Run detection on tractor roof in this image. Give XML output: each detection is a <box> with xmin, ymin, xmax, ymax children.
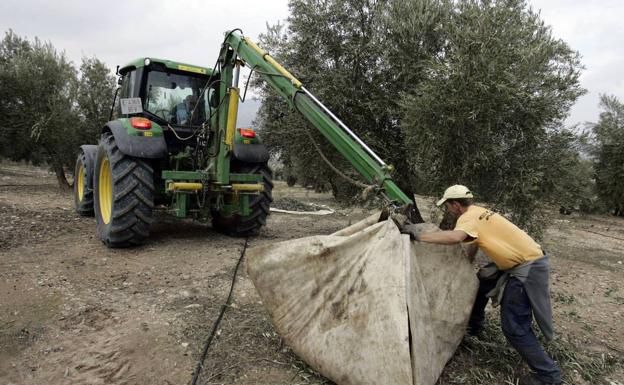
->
<box><xmin>119</xmin><ymin>57</ymin><xmax>213</xmax><ymax>76</ymax></box>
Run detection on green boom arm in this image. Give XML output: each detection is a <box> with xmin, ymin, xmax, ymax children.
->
<box><xmin>222</xmin><ymin>31</ymin><xmax>413</xmax><ymax>206</ymax></box>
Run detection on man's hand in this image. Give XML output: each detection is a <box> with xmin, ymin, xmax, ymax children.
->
<box><xmin>401</xmin><ymin>224</ymin><xmax>425</xmax><ymax>241</ymax></box>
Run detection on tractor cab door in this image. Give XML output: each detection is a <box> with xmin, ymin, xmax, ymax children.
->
<box><xmin>114</xmin><ymin>68</ymin><xmax>142</xmax><ymax>119</ymax></box>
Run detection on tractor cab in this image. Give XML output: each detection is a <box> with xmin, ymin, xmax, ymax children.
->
<box><xmin>116</xmin><ymin>58</ymin><xmax>216</xmax><ymax>152</ymax></box>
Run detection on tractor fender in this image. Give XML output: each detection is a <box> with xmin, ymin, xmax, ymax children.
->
<box><xmin>79</xmin><ymin>144</ymin><xmax>98</xmax><ymax>189</ymax></box>
<box><xmin>104</xmin><ymin>120</ymin><xmax>167</xmax><ymax>159</ymax></box>
<box><xmin>232</xmin><ymin>142</ymin><xmax>270</xmax><ymax>164</ymax></box>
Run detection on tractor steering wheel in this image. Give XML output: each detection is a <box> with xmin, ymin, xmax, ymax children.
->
<box><xmin>153</xmin><ymin>108</ymin><xmax>170</xmax><ymax>121</ymax></box>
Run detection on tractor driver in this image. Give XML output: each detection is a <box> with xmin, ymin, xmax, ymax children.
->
<box><xmin>404</xmin><ymin>185</ymin><xmax>562</xmax><ymax>385</ymax></box>
<box><xmin>172</xmin><ymin>95</ymin><xmax>198</xmax><ymax>125</ymax></box>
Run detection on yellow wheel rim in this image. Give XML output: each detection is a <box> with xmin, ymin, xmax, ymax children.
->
<box><xmin>98</xmin><ymin>157</ymin><xmax>113</xmax><ymax>224</ymax></box>
<box><xmin>77</xmin><ymin>163</ymin><xmax>85</xmax><ymax>202</ymax></box>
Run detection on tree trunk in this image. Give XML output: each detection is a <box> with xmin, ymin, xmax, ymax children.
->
<box><xmin>388</xmin><ymin>130</ymin><xmax>425</xmax><ymax>224</ymax></box>
<box><xmin>53</xmin><ymin>163</ymin><xmax>71</xmax><ymax>192</ymax></box>
<box><xmin>392</xmin><ymin>160</ymin><xmax>425</xmax><ymax>223</ymax></box>
<box><xmin>397</xmin><ymin>184</ymin><xmax>425</xmax><ymax>224</ymax></box>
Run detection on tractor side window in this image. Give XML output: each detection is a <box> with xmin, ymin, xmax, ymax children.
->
<box><xmin>116</xmin><ymin>70</ymin><xmax>137</xmax><ymax>117</ymax></box>
<box><xmin>119</xmin><ymin>70</ymin><xmax>136</xmax><ymax>98</ymax></box>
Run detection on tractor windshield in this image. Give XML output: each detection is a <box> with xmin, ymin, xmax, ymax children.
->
<box><xmin>143</xmin><ymin>69</ymin><xmax>210</xmax><ymax>126</ymax></box>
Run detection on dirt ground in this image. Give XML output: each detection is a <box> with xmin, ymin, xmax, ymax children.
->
<box><xmin>1</xmin><ymin>162</ymin><xmax>623</xmax><ymax>385</ymax></box>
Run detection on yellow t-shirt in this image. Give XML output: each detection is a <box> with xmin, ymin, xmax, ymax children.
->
<box><xmin>454</xmin><ymin>205</ymin><xmax>543</xmax><ymax>270</ymax></box>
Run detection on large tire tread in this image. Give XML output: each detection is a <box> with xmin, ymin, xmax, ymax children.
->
<box><xmin>94</xmin><ymin>133</ymin><xmax>154</xmax><ymax>248</ymax></box>
<box><xmin>74</xmin><ymin>150</ymin><xmax>95</xmax><ymax>216</ymax></box>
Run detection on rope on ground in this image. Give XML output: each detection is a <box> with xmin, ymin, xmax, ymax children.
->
<box><xmin>583</xmin><ymin>229</ymin><xmax>624</xmax><ymax>242</ymax></box>
<box><xmin>189</xmin><ymin>237</ymin><xmax>249</xmax><ymax>385</ymax></box>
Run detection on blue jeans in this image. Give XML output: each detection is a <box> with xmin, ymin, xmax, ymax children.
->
<box><xmin>469</xmin><ymin>276</ymin><xmax>561</xmax><ymax>383</ymax></box>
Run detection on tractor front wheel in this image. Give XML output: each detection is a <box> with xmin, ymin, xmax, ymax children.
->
<box><xmin>93</xmin><ymin>132</ymin><xmax>155</xmax><ymax>247</ymax></box>
<box><xmin>212</xmin><ymin>162</ymin><xmax>273</xmax><ymax>236</ymax></box>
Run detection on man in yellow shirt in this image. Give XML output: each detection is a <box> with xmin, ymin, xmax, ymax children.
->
<box><xmin>413</xmin><ymin>185</ymin><xmax>561</xmax><ymax>385</ymax></box>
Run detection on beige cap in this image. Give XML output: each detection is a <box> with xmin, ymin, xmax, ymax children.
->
<box><xmin>436</xmin><ymin>185</ymin><xmax>474</xmax><ymax>206</ymax></box>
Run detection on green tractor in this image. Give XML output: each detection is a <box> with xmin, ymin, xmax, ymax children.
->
<box><xmin>75</xmin><ymin>30</ymin><xmax>422</xmax><ymax>248</ymax></box>
<box><xmin>74</xmin><ymin>51</ymin><xmax>272</xmax><ymax>247</ymax></box>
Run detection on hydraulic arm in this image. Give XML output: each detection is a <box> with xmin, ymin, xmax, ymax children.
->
<box><xmin>220</xmin><ymin>31</ymin><xmax>413</xmax><ymax>206</ymax></box>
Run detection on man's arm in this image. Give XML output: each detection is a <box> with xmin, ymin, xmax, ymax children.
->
<box><xmin>417</xmin><ymin>230</ymin><xmax>468</xmax><ymax>244</ymax></box>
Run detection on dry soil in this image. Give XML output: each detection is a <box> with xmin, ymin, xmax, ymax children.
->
<box><xmin>1</xmin><ymin>162</ymin><xmax>622</xmax><ymax>385</ymax></box>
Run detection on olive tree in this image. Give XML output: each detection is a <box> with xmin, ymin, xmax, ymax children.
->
<box><xmin>591</xmin><ymin>94</ymin><xmax>624</xmax><ymax>216</ymax></box>
<box><xmin>0</xmin><ymin>30</ymin><xmax>115</xmax><ymax>190</ymax></box>
<box><xmin>0</xmin><ymin>32</ymin><xmax>79</xmax><ymax>188</ymax></box>
<box><xmin>399</xmin><ymin>0</ymin><xmax>585</xmax><ymax>235</ymax></box>
<box><xmin>256</xmin><ymin>0</ymin><xmax>585</xmax><ymax>235</ymax></box>
<box><xmin>76</xmin><ymin>57</ymin><xmax>117</xmax><ymax>144</ymax></box>
<box><xmin>256</xmin><ymin>0</ymin><xmax>443</xmax><ymax>210</ymax></box>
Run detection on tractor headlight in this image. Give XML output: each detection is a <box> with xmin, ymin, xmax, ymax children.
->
<box><xmin>144</xmin><ymin>58</ymin><xmax>151</xmax><ymax>66</ymax></box>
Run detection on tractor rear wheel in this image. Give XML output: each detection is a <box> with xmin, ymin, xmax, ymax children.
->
<box><xmin>74</xmin><ymin>146</ymin><xmax>97</xmax><ymax>216</ymax></box>
<box><xmin>212</xmin><ymin>162</ymin><xmax>273</xmax><ymax>236</ymax></box>
<box><xmin>93</xmin><ymin>132</ymin><xmax>154</xmax><ymax>247</ymax></box>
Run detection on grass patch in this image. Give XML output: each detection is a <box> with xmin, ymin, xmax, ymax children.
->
<box><xmin>553</xmin><ymin>292</ymin><xmax>576</xmax><ymax>305</ymax></box>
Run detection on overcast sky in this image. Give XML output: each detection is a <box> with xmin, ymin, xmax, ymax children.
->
<box><xmin>1</xmin><ymin>0</ymin><xmax>622</xmax><ymax>127</ymax></box>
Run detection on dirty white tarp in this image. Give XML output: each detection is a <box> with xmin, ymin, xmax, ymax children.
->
<box><xmin>246</xmin><ymin>215</ymin><xmax>478</xmax><ymax>385</ymax></box>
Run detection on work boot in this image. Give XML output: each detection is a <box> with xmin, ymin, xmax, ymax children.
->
<box><xmin>519</xmin><ymin>374</ymin><xmax>562</xmax><ymax>385</ymax></box>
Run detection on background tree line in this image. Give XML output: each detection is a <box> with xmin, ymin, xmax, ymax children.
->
<box><xmin>0</xmin><ymin>29</ymin><xmax>115</xmax><ymax>190</ymax></box>
<box><xmin>0</xmin><ymin>1</ymin><xmax>622</xmax><ymax>236</ymax></box>
<box><xmin>255</xmin><ymin>0</ymin><xmax>624</xmax><ymax>236</ymax></box>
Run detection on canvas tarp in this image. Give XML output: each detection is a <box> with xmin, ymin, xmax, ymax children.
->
<box><xmin>246</xmin><ymin>214</ymin><xmax>478</xmax><ymax>385</ymax></box>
